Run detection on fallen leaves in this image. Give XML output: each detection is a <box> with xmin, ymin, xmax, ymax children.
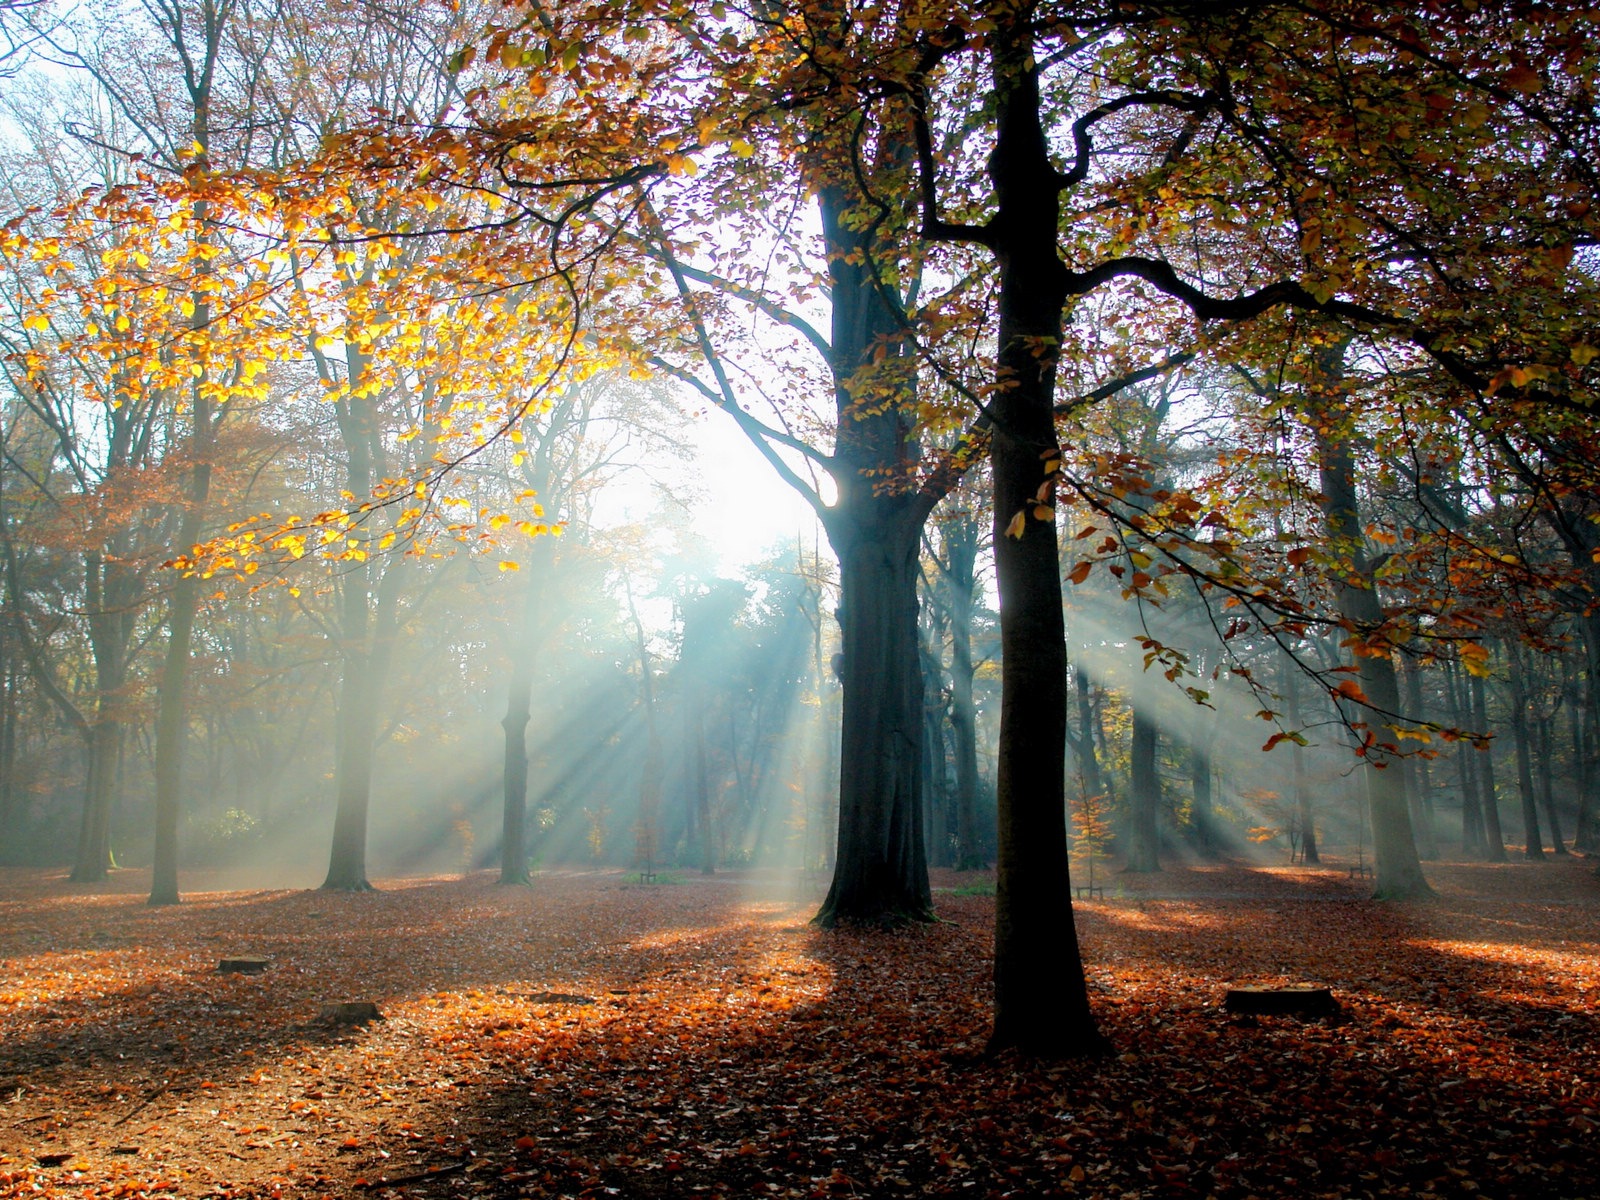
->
<box><xmin>0</xmin><ymin>860</ymin><xmax>1596</xmax><ymax>1198</ymax></box>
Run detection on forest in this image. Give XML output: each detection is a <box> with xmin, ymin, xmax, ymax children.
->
<box><xmin>0</xmin><ymin>0</ymin><xmax>1597</xmax><ymax>1195</ymax></box>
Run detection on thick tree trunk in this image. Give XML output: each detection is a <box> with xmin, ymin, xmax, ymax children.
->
<box><xmin>815</xmin><ymin>519</ymin><xmax>932</xmax><ymax>924</ymax></box>
<box><xmin>984</xmin><ymin>26</ymin><xmax>1099</xmax><ymax>1056</ymax></box>
<box><xmin>1125</xmin><ymin>708</ymin><xmax>1161</xmax><ymax>873</ymax></box>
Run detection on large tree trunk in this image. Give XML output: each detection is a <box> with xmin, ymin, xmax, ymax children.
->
<box><xmin>1124</xmin><ymin>707</ymin><xmax>1161</xmax><ymax>873</ymax></box>
<box><xmin>984</xmin><ymin>25</ymin><xmax>1099</xmax><ymax>1056</ymax></box>
<box><xmin>809</xmin><ymin>160</ymin><xmax>944</xmax><ymax>924</ymax></box>
<box><xmin>815</xmin><ymin>517</ymin><xmax>932</xmax><ymax>923</ymax></box>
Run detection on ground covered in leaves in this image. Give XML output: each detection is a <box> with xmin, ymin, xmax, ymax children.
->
<box><xmin>1</xmin><ymin>858</ymin><xmax>1596</xmax><ymax>1199</ymax></box>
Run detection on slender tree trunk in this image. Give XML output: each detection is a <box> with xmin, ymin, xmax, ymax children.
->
<box><xmin>1071</xmin><ymin>666</ymin><xmax>1107</xmax><ymax>815</ymax></box>
<box><xmin>947</xmin><ymin>524</ymin><xmax>982</xmax><ymax>871</ymax></box>
<box><xmin>1535</xmin><ymin>709</ymin><xmax>1567</xmax><ymax>855</ymax></box>
<box><xmin>1505</xmin><ymin>643</ymin><xmax>1545</xmax><ymax>860</ymax></box>
<box><xmin>500</xmin><ymin>542</ymin><xmax>554</xmax><ymax>886</ymax></box>
<box><xmin>1447</xmin><ymin>656</ymin><xmax>1487</xmax><ymax>857</ymax></box>
<box><xmin>1468</xmin><ymin>671</ymin><xmax>1508</xmax><ymax>861</ymax></box>
<box><xmin>149</xmin><ymin>503</ymin><xmax>208</xmax><ymax>907</ymax></box>
<box><xmin>984</xmin><ymin>25</ymin><xmax>1099</xmax><ymax>1055</ymax></box>
<box><xmin>1284</xmin><ymin>652</ymin><xmax>1319</xmax><ymax>863</ymax></box>
<box><xmin>1188</xmin><ymin>736</ymin><xmax>1217</xmax><ymax>856</ymax></box>
<box><xmin>1401</xmin><ymin>655</ymin><xmax>1440</xmax><ymax>860</ymax></box>
<box><xmin>1575</xmin><ymin>617</ymin><xmax>1600</xmax><ymax>852</ymax></box>
<box><xmin>1310</xmin><ymin>344</ymin><xmax>1429</xmax><ymax>899</ymax></box>
<box><xmin>1125</xmin><ymin>707</ymin><xmax>1161</xmax><ymax>873</ymax></box>
<box><xmin>692</xmin><ymin>703</ymin><xmax>714</xmax><ymax>875</ymax></box>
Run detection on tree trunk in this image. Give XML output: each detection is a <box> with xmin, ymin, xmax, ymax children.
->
<box><xmin>500</xmin><ymin>538</ymin><xmax>556</xmax><ymax>886</ymax></box>
<box><xmin>1401</xmin><ymin>654</ymin><xmax>1439</xmax><ymax>860</ymax></box>
<box><xmin>946</xmin><ymin>521</ymin><xmax>983</xmax><ymax>870</ymax></box>
<box><xmin>1070</xmin><ymin>666</ymin><xmax>1108</xmax><ymax>815</ymax></box>
<box><xmin>1505</xmin><ymin>643</ymin><xmax>1545</xmax><ymax>860</ymax></box>
<box><xmin>815</xmin><ymin>519</ymin><xmax>932</xmax><ymax>923</ymax></box>
<box><xmin>1125</xmin><ymin>707</ymin><xmax>1161</xmax><ymax>873</ymax></box>
<box><xmin>1575</xmin><ymin>616</ymin><xmax>1600</xmax><ymax>853</ymax></box>
<box><xmin>1535</xmin><ymin>709</ymin><xmax>1568</xmax><ymax>855</ymax></box>
<box><xmin>148</xmin><ymin>397</ymin><xmax>213</xmax><ymax>906</ymax></box>
<box><xmin>983</xmin><ymin>25</ymin><xmax>1099</xmax><ymax>1056</ymax></box>
<box><xmin>1310</xmin><ymin>343</ymin><xmax>1429</xmax><ymax>899</ymax></box>
<box><xmin>1469</xmin><ymin>671</ymin><xmax>1508</xmax><ymax>861</ymax></box>
<box><xmin>1283</xmin><ymin>651</ymin><xmax>1319</xmax><ymax>863</ymax></box>
<box><xmin>1447</xmin><ymin>656</ymin><xmax>1487</xmax><ymax>857</ymax></box>
<box><xmin>1188</xmin><ymin>735</ymin><xmax>1217</xmax><ymax>857</ymax></box>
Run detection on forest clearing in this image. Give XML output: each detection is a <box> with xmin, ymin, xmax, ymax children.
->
<box><xmin>1</xmin><ymin>861</ymin><xmax>1596</xmax><ymax>1200</ymax></box>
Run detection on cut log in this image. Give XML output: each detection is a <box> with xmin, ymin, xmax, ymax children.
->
<box><xmin>217</xmin><ymin>956</ymin><xmax>270</xmax><ymax>975</ymax></box>
<box><xmin>319</xmin><ymin>1001</ymin><xmax>382</xmax><ymax>1025</ymax></box>
<box><xmin>1224</xmin><ymin>985</ymin><xmax>1339</xmax><ymax>1017</ymax></box>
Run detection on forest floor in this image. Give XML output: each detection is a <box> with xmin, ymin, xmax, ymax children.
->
<box><xmin>1</xmin><ymin>856</ymin><xmax>1596</xmax><ymax>1200</ymax></box>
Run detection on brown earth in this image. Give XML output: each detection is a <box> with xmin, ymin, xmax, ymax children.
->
<box><xmin>1</xmin><ymin>857</ymin><xmax>1596</xmax><ymax>1199</ymax></box>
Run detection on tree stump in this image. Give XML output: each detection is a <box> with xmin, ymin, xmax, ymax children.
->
<box><xmin>319</xmin><ymin>1001</ymin><xmax>382</xmax><ymax>1025</ymax></box>
<box><xmin>217</xmin><ymin>956</ymin><xmax>270</xmax><ymax>975</ymax></box>
<box><xmin>1224</xmin><ymin>985</ymin><xmax>1339</xmax><ymax>1017</ymax></box>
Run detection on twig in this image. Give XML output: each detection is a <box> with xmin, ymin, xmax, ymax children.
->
<box><xmin>112</xmin><ymin>1080</ymin><xmax>171</xmax><ymax>1128</ymax></box>
<box><xmin>354</xmin><ymin>1160</ymin><xmax>469</xmax><ymax>1190</ymax></box>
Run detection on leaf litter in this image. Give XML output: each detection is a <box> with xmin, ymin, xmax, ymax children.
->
<box><xmin>0</xmin><ymin>860</ymin><xmax>1595</xmax><ymax>1199</ymax></box>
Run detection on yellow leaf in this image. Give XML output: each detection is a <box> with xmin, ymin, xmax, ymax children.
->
<box><xmin>1032</xmin><ymin>505</ymin><xmax>1053</xmax><ymax>521</ymax></box>
<box><xmin>730</xmin><ymin>138</ymin><xmax>755</xmax><ymax>158</ymax></box>
<box><xmin>1571</xmin><ymin>344</ymin><xmax>1599</xmax><ymax>367</ymax></box>
<box><xmin>499</xmin><ymin>560</ymin><xmax>520</xmax><ymax>572</ymax></box>
<box><xmin>1004</xmin><ymin>510</ymin><xmax>1026</xmax><ymax>540</ymax></box>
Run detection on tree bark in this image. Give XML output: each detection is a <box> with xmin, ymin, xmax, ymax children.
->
<box><xmin>1468</xmin><ymin>670</ymin><xmax>1508</xmax><ymax>862</ymax></box>
<box><xmin>1283</xmin><ymin>650</ymin><xmax>1319</xmax><ymax>863</ymax></box>
<box><xmin>1125</xmin><ymin>707</ymin><xmax>1161</xmax><ymax>873</ymax></box>
<box><xmin>1401</xmin><ymin>654</ymin><xmax>1439</xmax><ymax>860</ymax></box>
<box><xmin>815</xmin><ymin>518</ymin><xmax>932</xmax><ymax>923</ymax></box>
<box><xmin>1505</xmin><ymin>643</ymin><xmax>1545</xmax><ymax>860</ymax></box>
<box><xmin>149</xmin><ymin>450</ymin><xmax>211</xmax><ymax>907</ymax></box>
<box><xmin>983</xmin><ymin>25</ymin><xmax>1100</xmax><ymax>1055</ymax></box>
<box><xmin>944</xmin><ymin>514</ymin><xmax>983</xmax><ymax>870</ymax></box>
<box><xmin>1310</xmin><ymin>343</ymin><xmax>1429</xmax><ymax>899</ymax></box>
